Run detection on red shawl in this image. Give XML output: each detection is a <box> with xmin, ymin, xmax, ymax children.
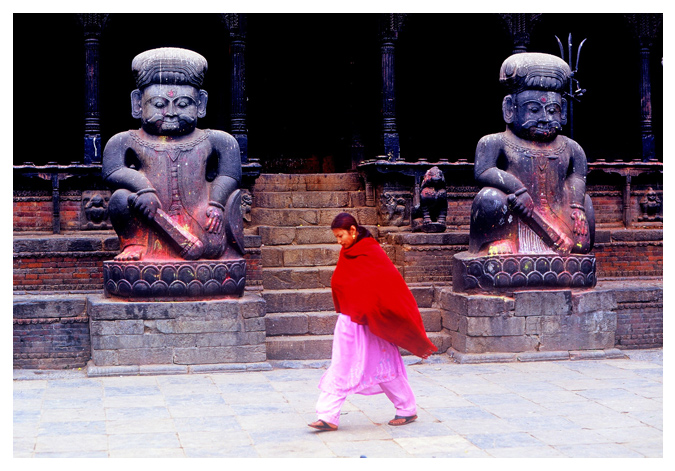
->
<box><xmin>331</xmin><ymin>237</ymin><xmax>437</xmax><ymax>359</ymax></box>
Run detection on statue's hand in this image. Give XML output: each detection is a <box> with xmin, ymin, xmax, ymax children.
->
<box><xmin>509</xmin><ymin>190</ymin><xmax>534</xmax><ymax>219</ymax></box>
<box><xmin>205</xmin><ymin>204</ymin><xmax>224</xmax><ymax>234</ymax></box>
<box><xmin>571</xmin><ymin>209</ymin><xmax>588</xmax><ymax>236</ymax></box>
<box><xmin>128</xmin><ymin>190</ymin><xmax>161</xmax><ymax>220</ymax></box>
<box><xmin>554</xmin><ymin>232</ymin><xmax>574</xmax><ymax>254</ymax></box>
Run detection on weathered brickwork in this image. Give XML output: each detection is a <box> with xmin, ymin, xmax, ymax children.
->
<box><xmin>14</xmin><ymin>255</ymin><xmax>108</xmax><ymax>291</ymax></box>
<box><xmin>13</xmin><ymin>235</ymin><xmax>263</xmax><ymax>292</ymax></box>
<box><xmin>13</xmin><ymin>296</ymin><xmax>91</xmax><ymax>369</ymax></box>
<box><xmin>593</xmin><ymin>241</ymin><xmax>662</xmax><ymax>278</ymax></box>
<box><xmin>13</xmin><ymin>199</ymin><xmax>53</xmax><ymax>232</ymax></box>
<box><xmin>13</xmin><ymin>194</ymin><xmax>83</xmax><ymax>232</ymax></box>
<box><xmin>613</xmin><ymin>287</ymin><xmax>663</xmax><ymax>349</ymax></box>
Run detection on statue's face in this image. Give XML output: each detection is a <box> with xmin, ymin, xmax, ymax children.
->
<box><xmin>510</xmin><ymin>90</ymin><xmax>565</xmax><ymax>142</ymax></box>
<box><xmin>137</xmin><ymin>84</ymin><xmax>204</xmax><ymax>136</ymax></box>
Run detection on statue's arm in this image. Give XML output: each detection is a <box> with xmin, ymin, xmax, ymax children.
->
<box><xmin>102</xmin><ymin>133</ymin><xmax>161</xmax><ymax>220</ymax></box>
<box><xmin>566</xmin><ymin>140</ymin><xmax>588</xmax><ymax>208</ymax></box>
<box><xmin>203</xmin><ymin>131</ymin><xmax>241</xmax><ymax>234</ymax></box>
<box><xmin>102</xmin><ymin>133</ymin><xmax>153</xmax><ymax>192</ymax></box>
<box><xmin>566</xmin><ymin>140</ymin><xmax>590</xmax><ymax>237</ymax></box>
<box><xmin>474</xmin><ymin>135</ymin><xmax>526</xmax><ymax>194</ymax></box>
<box><xmin>208</xmin><ymin>131</ymin><xmax>242</xmax><ymax>206</ymax></box>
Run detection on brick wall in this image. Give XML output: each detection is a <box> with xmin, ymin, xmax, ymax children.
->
<box><xmin>593</xmin><ymin>230</ymin><xmax>663</xmax><ymax>279</ymax></box>
<box><xmin>13</xmin><ymin>296</ymin><xmax>91</xmax><ymax>369</ymax></box>
<box><xmin>13</xmin><ymin>235</ymin><xmax>263</xmax><ymax>293</ymax></box>
<box><xmin>613</xmin><ymin>285</ymin><xmax>663</xmax><ymax>349</ymax></box>
<box><xmin>13</xmin><ymin>198</ymin><xmax>53</xmax><ymax>232</ymax></box>
<box><xmin>13</xmin><ymin>193</ymin><xmax>83</xmax><ymax>232</ymax></box>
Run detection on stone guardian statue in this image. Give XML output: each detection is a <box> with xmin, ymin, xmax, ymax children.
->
<box><xmin>454</xmin><ymin>52</ymin><xmax>596</xmax><ymax>291</ymax></box>
<box><xmin>470</xmin><ymin>52</ymin><xmax>594</xmax><ymax>256</ymax></box>
<box><xmin>102</xmin><ymin>48</ymin><xmax>246</xmax><ymax>298</ymax></box>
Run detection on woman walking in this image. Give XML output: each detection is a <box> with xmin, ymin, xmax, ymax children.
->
<box><xmin>309</xmin><ymin>212</ymin><xmax>437</xmax><ymax>432</ymax></box>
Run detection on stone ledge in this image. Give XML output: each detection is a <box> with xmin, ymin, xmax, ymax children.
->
<box><xmin>447</xmin><ymin>347</ymin><xmax>627</xmax><ymax>364</ymax></box>
<box><xmin>86</xmin><ymin>360</ymin><xmax>272</xmax><ymax>377</ymax></box>
<box><xmin>13</xmin><ymin>232</ymin><xmax>261</xmax><ymax>253</ymax></box>
<box><xmin>386</xmin><ymin>231</ymin><xmax>469</xmax><ymax>246</ymax></box>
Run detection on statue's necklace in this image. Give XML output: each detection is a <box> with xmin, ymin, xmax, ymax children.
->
<box><xmin>130</xmin><ymin>130</ymin><xmax>211</xmax><ymax>160</ymax></box>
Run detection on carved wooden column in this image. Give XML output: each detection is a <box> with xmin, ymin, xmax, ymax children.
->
<box><xmin>498</xmin><ymin>13</ymin><xmax>542</xmax><ymax>55</ymax></box>
<box><xmin>625</xmin><ymin>14</ymin><xmax>662</xmax><ymax>161</ymax></box>
<box><xmin>379</xmin><ymin>14</ymin><xmax>405</xmax><ymax>161</ymax></box>
<box><xmin>222</xmin><ymin>13</ymin><xmax>249</xmax><ymax>164</ymax></box>
<box><xmin>77</xmin><ymin>14</ymin><xmax>108</xmax><ymax>164</ymax></box>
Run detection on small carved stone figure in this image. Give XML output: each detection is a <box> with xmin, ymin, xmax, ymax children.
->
<box><xmin>81</xmin><ymin>191</ymin><xmax>111</xmax><ymax>229</ymax></box>
<box><xmin>418</xmin><ymin>166</ymin><xmax>447</xmax><ymax>232</ymax></box>
<box><xmin>101</xmin><ymin>48</ymin><xmax>246</xmax><ymax>298</ymax></box>
<box><xmin>241</xmin><ymin>190</ymin><xmax>253</xmax><ymax>223</ymax></box>
<box><xmin>102</xmin><ymin>48</ymin><xmax>244</xmax><ymax>262</ymax></box>
<box><xmin>469</xmin><ymin>53</ymin><xmax>594</xmax><ymax>255</ymax></box>
<box><xmin>380</xmin><ymin>192</ymin><xmax>407</xmax><ymax>226</ymax></box>
<box><xmin>639</xmin><ymin>187</ymin><xmax>662</xmax><ymax>221</ymax></box>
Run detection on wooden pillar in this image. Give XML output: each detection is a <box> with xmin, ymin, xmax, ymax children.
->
<box><xmin>625</xmin><ymin>14</ymin><xmax>662</xmax><ymax>161</ymax></box>
<box><xmin>222</xmin><ymin>13</ymin><xmax>249</xmax><ymax>164</ymax></box>
<box><xmin>638</xmin><ymin>41</ymin><xmax>655</xmax><ymax>161</ymax></box>
<box><xmin>78</xmin><ymin>14</ymin><xmax>108</xmax><ymax>164</ymax></box>
<box><xmin>498</xmin><ymin>13</ymin><xmax>542</xmax><ymax>55</ymax></box>
<box><xmin>379</xmin><ymin>14</ymin><xmax>405</xmax><ymax>161</ymax></box>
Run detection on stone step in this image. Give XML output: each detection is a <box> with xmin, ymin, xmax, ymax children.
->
<box><xmin>262</xmin><ymin>283</ymin><xmax>435</xmax><ymax>313</ymax></box>
<box><xmin>262</xmin><ymin>244</ymin><xmax>341</xmax><ymax>268</ymax></box>
<box><xmin>262</xmin><ymin>288</ymin><xmax>335</xmax><ymax>314</ymax></box>
<box><xmin>253</xmin><ymin>191</ymin><xmax>366</xmax><ymax>209</ymax></box>
<box><xmin>262</xmin><ymin>266</ymin><xmax>334</xmax><ymax>290</ymax></box>
<box><xmin>258</xmin><ymin>225</ymin><xmax>380</xmax><ymax>246</ymax></box>
<box><xmin>265</xmin><ymin>308</ymin><xmax>443</xmax><ymax>337</ymax></box>
<box><xmin>265</xmin><ymin>331</ymin><xmax>451</xmax><ymax>360</ymax></box>
<box><xmin>253</xmin><ymin>173</ymin><xmax>363</xmax><ymax>192</ymax></box>
<box><xmin>250</xmin><ymin>207</ymin><xmax>378</xmax><ymax>227</ymax></box>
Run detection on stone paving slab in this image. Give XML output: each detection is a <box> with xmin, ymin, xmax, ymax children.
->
<box><xmin>12</xmin><ymin>349</ymin><xmax>663</xmax><ymax>458</ymax></box>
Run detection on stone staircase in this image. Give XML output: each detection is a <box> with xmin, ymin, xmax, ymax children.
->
<box><xmin>249</xmin><ymin>173</ymin><xmax>448</xmax><ymax>361</ymax></box>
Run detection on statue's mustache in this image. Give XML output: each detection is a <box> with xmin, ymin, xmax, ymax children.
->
<box><xmin>146</xmin><ymin>113</ymin><xmax>197</xmax><ymax>124</ymax></box>
<box><xmin>523</xmin><ymin>120</ymin><xmax>562</xmax><ymax>132</ymax></box>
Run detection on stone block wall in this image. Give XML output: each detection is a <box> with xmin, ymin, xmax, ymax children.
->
<box><xmin>437</xmin><ymin>288</ymin><xmax>619</xmax><ymax>354</ymax></box>
<box><xmin>88</xmin><ymin>294</ymin><xmax>267</xmax><ymax>367</ymax></box>
<box><xmin>13</xmin><ymin>296</ymin><xmax>91</xmax><ymax>369</ymax></box>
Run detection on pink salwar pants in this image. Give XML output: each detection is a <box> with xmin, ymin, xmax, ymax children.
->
<box><xmin>315</xmin><ymin>313</ymin><xmax>417</xmax><ymax>426</ymax></box>
<box><xmin>316</xmin><ymin>374</ymin><xmax>417</xmax><ymax>426</ymax></box>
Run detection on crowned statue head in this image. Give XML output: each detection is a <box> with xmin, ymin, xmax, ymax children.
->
<box><xmin>500</xmin><ymin>52</ymin><xmax>571</xmax><ymax>142</ymax></box>
<box><xmin>130</xmin><ymin>47</ymin><xmax>209</xmax><ymax>136</ymax></box>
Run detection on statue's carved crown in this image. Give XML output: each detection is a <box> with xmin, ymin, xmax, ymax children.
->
<box><xmin>499</xmin><ymin>53</ymin><xmax>570</xmax><ymax>94</ymax></box>
<box><xmin>132</xmin><ymin>47</ymin><xmax>208</xmax><ymax>89</ymax></box>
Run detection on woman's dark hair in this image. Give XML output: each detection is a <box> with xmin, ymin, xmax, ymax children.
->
<box><xmin>331</xmin><ymin>212</ymin><xmax>372</xmax><ymax>243</ymax></box>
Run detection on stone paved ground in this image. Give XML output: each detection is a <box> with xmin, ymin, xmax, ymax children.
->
<box><xmin>13</xmin><ymin>349</ymin><xmax>663</xmax><ymax>458</ymax></box>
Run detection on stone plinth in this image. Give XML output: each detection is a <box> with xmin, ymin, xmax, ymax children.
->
<box><xmin>437</xmin><ymin>287</ymin><xmax>619</xmax><ymax>361</ymax></box>
<box><xmin>453</xmin><ymin>252</ymin><xmax>596</xmax><ymax>293</ymax></box>
<box><xmin>87</xmin><ymin>293</ymin><xmax>267</xmax><ymax>369</ymax></box>
<box><xmin>103</xmin><ymin>258</ymin><xmax>246</xmax><ymax>299</ymax></box>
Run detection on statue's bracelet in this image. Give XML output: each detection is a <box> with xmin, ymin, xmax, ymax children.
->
<box><xmin>570</xmin><ymin>203</ymin><xmax>585</xmax><ymax>212</ymax></box>
<box><xmin>136</xmin><ymin>188</ymin><xmax>157</xmax><ymax>196</ymax></box>
<box><xmin>208</xmin><ymin>201</ymin><xmax>226</xmax><ymax>211</ymax></box>
<box><xmin>513</xmin><ymin>188</ymin><xmax>527</xmax><ymax>197</ymax></box>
